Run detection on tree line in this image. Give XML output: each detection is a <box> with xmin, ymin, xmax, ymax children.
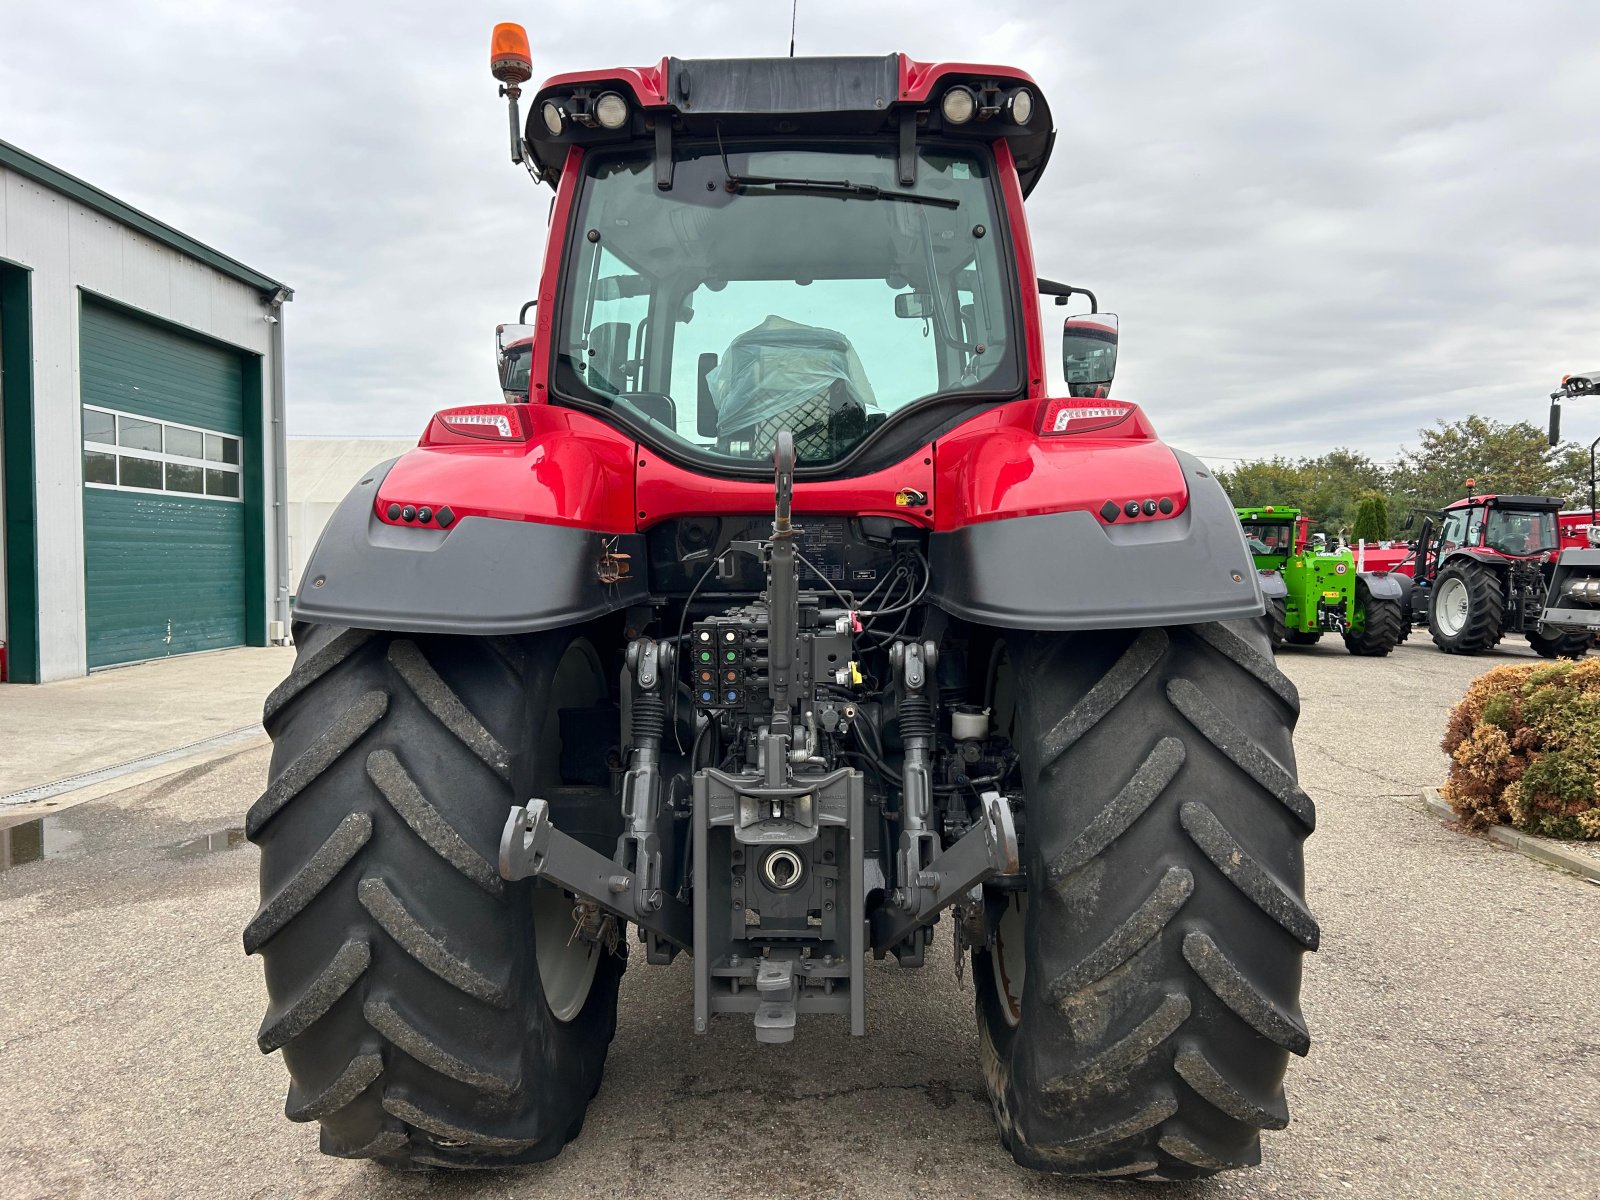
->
<box><xmin>1215</xmin><ymin>415</ymin><xmax>1596</xmax><ymax>541</ymax></box>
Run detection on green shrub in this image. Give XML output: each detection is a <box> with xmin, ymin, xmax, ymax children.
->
<box><xmin>1441</xmin><ymin>661</ymin><xmax>1600</xmax><ymax>839</ymax></box>
<box><xmin>1352</xmin><ymin>492</ymin><xmax>1390</xmax><ymax>544</ymax></box>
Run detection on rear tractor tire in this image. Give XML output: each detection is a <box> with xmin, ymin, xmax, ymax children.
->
<box><xmin>1427</xmin><ymin>562</ymin><xmax>1505</xmax><ymax>654</ymax></box>
<box><xmin>1527</xmin><ymin>627</ymin><xmax>1590</xmax><ymax>659</ymax></box>
<box><xmin>245</xmin><ymin>624</ymin><xmax>623</xmax><ymax>1170</ymax></box>
<box><xmin>973</xmin><ymin>621</ymin><xmax>1316</xmax><ymax>1181</ymax></box>
<box><xmin>1343</xmin><ymin>579</ymin><xmax>1403</xmax><ymax>656</ymax></box>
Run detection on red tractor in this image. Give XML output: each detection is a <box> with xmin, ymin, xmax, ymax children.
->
<box><xmin>1407</xmin><ymin>492</ymin><xmax>1588</xmax><ymax>656</ymax></box>
<box><xmin>246</xmin><ymin>27</ymin><xmax>1314</xmax><ymax>1182</ymax></box>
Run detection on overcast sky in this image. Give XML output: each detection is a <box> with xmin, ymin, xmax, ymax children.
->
<box><xmin>4</xmin><ymin>1</ymin><xmax>1599</xmax><ymax>466</ymax></box>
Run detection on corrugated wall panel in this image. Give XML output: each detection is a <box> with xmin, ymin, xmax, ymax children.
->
<box><xmin>80</xmin><ymin>301</ymin><xmax>243</xmax><ymax>434</ymax></box>
<box><xmin>82</xmin><ymin>490</ymin><xmax>245</xmax><ymax>667</ymax></box>
<box><xmin>80</xmin><ymin>300</ymin><xmax>247</xmax><ymax>667</ymax></box>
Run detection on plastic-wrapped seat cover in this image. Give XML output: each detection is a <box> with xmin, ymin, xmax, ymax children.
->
<box><xmin>708</xmin><ymin>315</ymin><xmax>877</xmax><ymax>458</ymax></box>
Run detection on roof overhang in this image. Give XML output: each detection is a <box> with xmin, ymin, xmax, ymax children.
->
<box><xmin>1446</xmin><ymin>494</ymin><xmax>1565</xmax><ymax>511</ymax></box>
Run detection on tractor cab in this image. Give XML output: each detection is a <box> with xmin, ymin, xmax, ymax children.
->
<box><xmin>477</xmin><ymin>41</ymin><xmax>1120</xmax><ymax>473</ymax></box>
<box><xmin>1416</xmin><ymin>494</ymin><xmax>1560</xmax><ymax>582</ymax></box>
<box><xmin>1237</xmin><ymin>505</ymin><xmax>1307</xmax><ymax>567</ymax></box>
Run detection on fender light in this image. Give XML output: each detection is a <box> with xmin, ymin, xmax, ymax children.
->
<box><xmin>422</xmin><ymin>404</ymin><xmax>535</xmax><ymax>446</ymax></box>
<box><xmin>1039</xmin><ymin>398</ymin><xmax>1135</xmax><ymax>436</ymax></box>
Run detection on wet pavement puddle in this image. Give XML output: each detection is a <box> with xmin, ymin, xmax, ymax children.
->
<box><xmin>166</xmin><ymin>828</ymin><xmax>248</xmax><ymax>858</ymax></box>
<box><xmin>0</xmin><ymin>814</ymin><xmax>82</xmax><ymax>872</ymax></box>
<box><xmin>0</xmin><ymin>812</ymin><xmax>247</xmax><ymax>873</ymax></box>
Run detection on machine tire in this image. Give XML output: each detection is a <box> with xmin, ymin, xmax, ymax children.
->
<box><xmin>1343</xmin><ymin>580</ymin><xmax>1403</xmax><ymax>657</ymax></box>
<box><xmin>1427</xmin><ymin>561</ymin><xmax>1504</xmax><ymax>654</ymax></box>
<box><xmin>1283</xmin><ymin>630</ymin><xmax>1321</xmax><ymax>646</ymax></box>
<box><xmin>246</xmin><ymin>623</ymin><xmax>623</xmax><ymax>1170</ymax></box>
<box><xmin>973</xmin><ymin>622</ymin><xmax>1316</xmax><ymax>1181</ymax></box>
<box><xmin>1263</xmin><ymin>596</ymin><xmax>1286</xmax><ymax>651</ymax></box>
<box><xmin>1526</xmin><ymin>627</ymin><xmax>1590</xmax><ymax>659</ymax></box>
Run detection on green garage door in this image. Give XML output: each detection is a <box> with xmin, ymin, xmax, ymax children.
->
<box><xmin>80</xmin><ymin>301</ymin><xmax>248</xmax><ymax>669</ymax></box>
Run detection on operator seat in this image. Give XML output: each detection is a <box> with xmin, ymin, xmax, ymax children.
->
<box><xmin>709</xmin><ymin>315</ymin><xmax>877</xmax><ymax>461</ymax></box>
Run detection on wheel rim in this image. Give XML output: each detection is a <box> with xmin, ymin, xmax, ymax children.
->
<box><xmin>1436</xmin><ymin>577</ymin><xmax>1469</xmax><ymax>636</ymax></box>
<box><xmin>531</xmin><ymin>888</ymin><xmax>601</xmax><ymax>1023</ymax></box>
<box><xmin>530</xmin><ymin>640</ymin><xmax>610</xmax><ymax>1024</ymax></box>
<box><xmin>992</xmin><ymin>893</ymin><xmax>1027</xmax><ymax>1029</ymax></box>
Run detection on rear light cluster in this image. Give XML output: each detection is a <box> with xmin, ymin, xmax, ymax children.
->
<box><xmin>1039</xmin><ymin>399</ymin><xmax>1135</xmax><ymax>437</ymax></box>
<box><xmin>421</xmin><ymin>404</ymin><xmax>535</xmax><ymax>447</ymax></box>
<box><xmin>1099</xmin><ymin>497</ymin><xmax>1175</xmax><ymax>524</ymax></box>
<box><xmin>382</xmin><ymin>502</ymin><xmax>455</xmax><ymax>527</ymax></box>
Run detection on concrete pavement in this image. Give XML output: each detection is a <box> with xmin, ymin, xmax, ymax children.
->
<box><xmin>0</xmin><ymin>646</ymin><xmax>292</xmax><ymax>798</ymax></box>
<box><xmin>1</xmin><ymin>637</ymin><xmax>1597</xmax><ymax>1198</ymax></box>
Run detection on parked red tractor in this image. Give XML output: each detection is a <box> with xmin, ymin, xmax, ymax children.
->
<box><xmin>245</xmin><ymin>27</ymin><xmax>1314</xmax><ymax>1181</ymax></box>
<box><xmin>1405</xmin><ymin>492</ymin><xmax>1588</xmax><ymax>656</ymax></box>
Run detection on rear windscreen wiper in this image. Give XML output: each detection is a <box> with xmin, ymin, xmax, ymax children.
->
<box><xmin>713</xmin><ymin>131</ymin><xmax>957</xmax><ymax>208</ymax></box>
<box><xmin>728</xmin><ymin>173</ymin><xmax>960</xmax><ymax>209</ymax></box>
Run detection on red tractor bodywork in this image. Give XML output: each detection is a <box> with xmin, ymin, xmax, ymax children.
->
<box><xmin>377</xmin><ymin>395</ymin><xmax>1190</xmax><ymax>536</ymax></box>
<box><xmin>388</xmin><ymin>66</ymin><xmax>1185</xmax><ymax>545</ymax></box>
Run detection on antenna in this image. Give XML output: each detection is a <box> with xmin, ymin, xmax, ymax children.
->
<box><xmin>789</xmin><ymin>0</ymin><xmax>798</xmax><ymax>57</ymax></box>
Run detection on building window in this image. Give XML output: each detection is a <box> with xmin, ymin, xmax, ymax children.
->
<box><xmin>82</xmin><ymin>405</ymin><xmax>243</xmax><ymax>503</ymax></box>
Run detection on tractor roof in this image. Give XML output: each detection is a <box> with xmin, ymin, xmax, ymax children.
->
<box><xmin>1444</xmin><ymin>494</ymin><xmax>1564</xmax><ymax>512</ymax></box>
<box><xmin>525</xmin><ymin>54</ymin><xmax>1055</xmax><ymax>195</ymax></box>
<box><xmin>1236</xmin><ymin>506</ymin><xmax>1303</xmax><ymax>520</ymax></box>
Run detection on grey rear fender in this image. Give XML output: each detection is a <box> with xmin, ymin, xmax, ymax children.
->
<box><xmin>291</xmin><ymin>458</ymin><xmax>648</xmax><ymax>636</ymax></box>
<box><xmin>926</xmin><ymin>450</ymin><xmax>1266</xmax><ymax>630</ymax></box>
<box><xmin>1358</xmin><ymin>571</ymin><xmax>1408</xmax><ymax>603</ymax></box>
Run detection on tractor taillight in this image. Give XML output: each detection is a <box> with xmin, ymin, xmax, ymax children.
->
<box><xmin>1038</xmin><ymin>399</ymin><xmax>1134</xmax><ymax>436</ymax></box>
<box><xmin>423</xmin><ymin>404</ymin><xmax>534</xmax><ymax>446</ymax></box>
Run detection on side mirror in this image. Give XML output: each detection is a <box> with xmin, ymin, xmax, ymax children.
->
<box><xmin>496</xmin><ymin>323</ymin><xmax>534</xmax><ymax>392</ymax></box>
<box><xmin>496</xmin><ymin>322</ymin><xmax>533</xmax><ymax>360</ymax></box>
<box><xmin>894</xmin><ymin>292</ymin><xmax>934</xmax><ymax>319</ymax></box>
<box><xmin>1063</xmin><ymin>313</ymin><xmax>1119</xmax><ymax>394</ymax></box>
<box><xmin>1550</xmin><ymin>399</ymin><xmax>1562</xmax><ymax>446</ymax></box>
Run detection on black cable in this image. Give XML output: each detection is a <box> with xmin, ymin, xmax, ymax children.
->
<box><xmin>839</xmin><ymin>748</ymin><xmax>899</xmax><ymax>786</ymax></box>
<box><xmin>858</xmin><ymin>550</ymin><xmax>930</xmax><ymax>618</ymax></box>
<box><xmin>861</xmin><ymin>567</ymin><xmax>910</xmax><ymax>623</ymax></box>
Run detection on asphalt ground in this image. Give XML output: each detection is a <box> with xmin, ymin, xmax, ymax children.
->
<box><xmin>2</xmin><ymin>636</ymin><xmax>1598</xmax><ymax>1199</ymax></box>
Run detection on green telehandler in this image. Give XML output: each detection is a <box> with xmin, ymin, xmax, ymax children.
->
<box><xmin>1238</xmin><ymin>506</ymin><xmax>1407</xmax><ymax>655</ymax></box>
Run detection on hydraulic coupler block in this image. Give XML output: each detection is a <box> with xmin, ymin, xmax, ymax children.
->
<box><xmin>690</xmin><ymin>620</ymin><xmax>752</xmax><ymax>710</ymax></box>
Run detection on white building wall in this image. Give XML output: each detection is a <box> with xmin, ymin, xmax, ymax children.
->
<box><xmin>285</xmin><ymin>439</ymin><xmax>415</xmax><ymax>594</ymax></box>
<box><xmin>0</xmin><ymin>165</ymin><xmax>281</xmax><ymax>681</ymax></box>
